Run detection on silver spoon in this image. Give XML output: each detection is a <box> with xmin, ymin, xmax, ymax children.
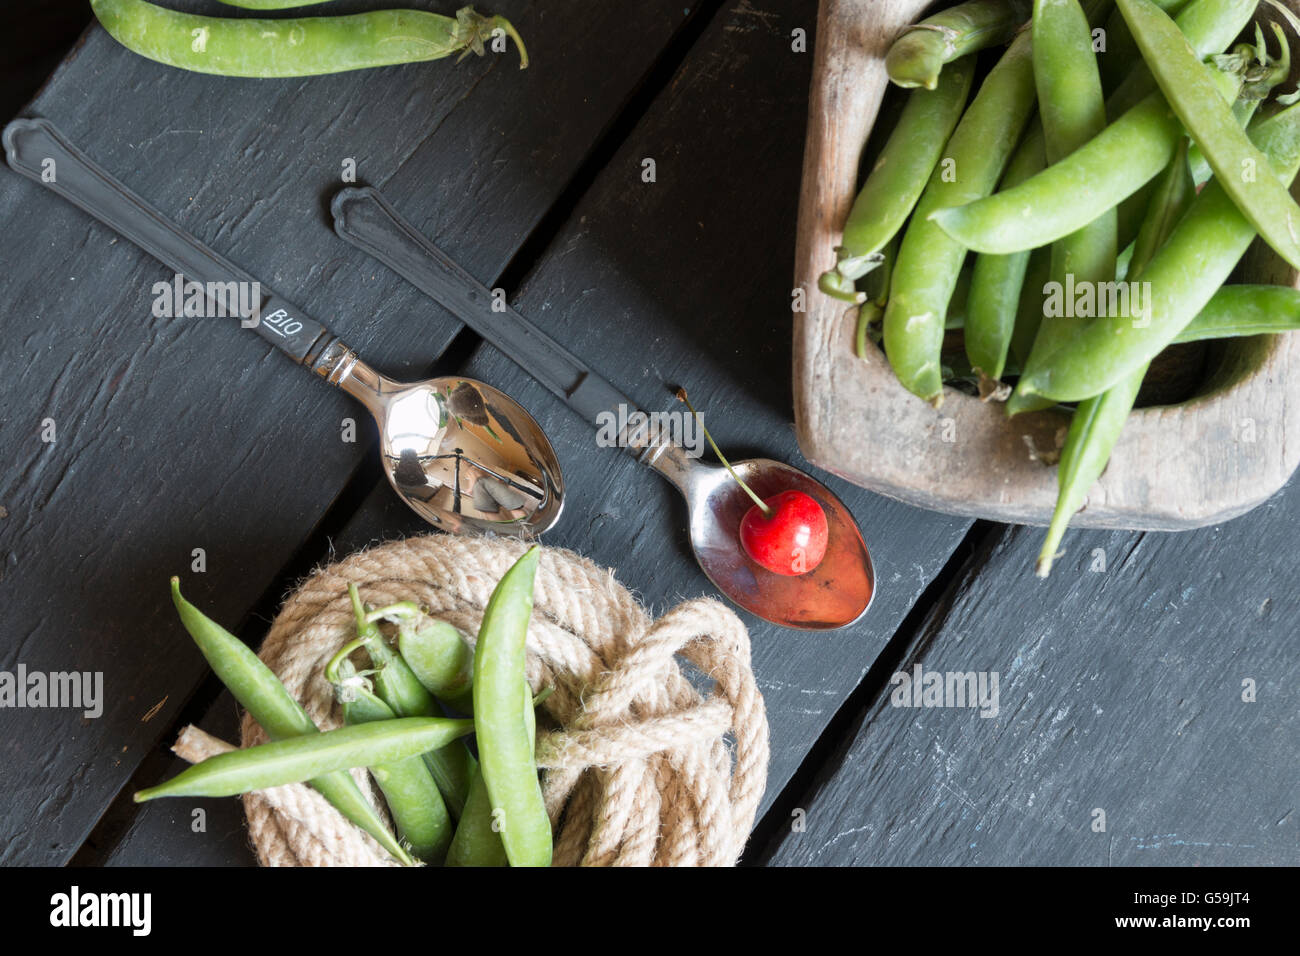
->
<box><xmin>332</xmin><ymin>187</ymin><xmax>875</xmax><ymax>629</ymax></box>
<box><xmin>3</xmin><ymin>118</ymin><xmax>563</xmax><ymax>537</ymax></box>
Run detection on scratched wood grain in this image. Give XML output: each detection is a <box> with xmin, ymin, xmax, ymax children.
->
<box><xmin>759</xmin><ymin>492</ymin><xmax>1300</xmax><ymax>866</ymax></box>
<box><xmin>101</xmin><ymin>0</ymin><xmax>975</xmax><ymax>865</ymax></box>
<box><xmin>0</xmin><ymin>0</ymin><xmax>714</xmax><ymax>865</ymax></box>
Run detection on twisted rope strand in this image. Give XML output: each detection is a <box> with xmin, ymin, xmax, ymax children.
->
<box><xmin>172</xmin><ymin>535</ymin><xmax>766</xmax><ymax>866</ymax></box>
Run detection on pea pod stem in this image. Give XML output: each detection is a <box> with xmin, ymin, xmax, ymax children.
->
<box><xmin>885</xmin><ymin>0</ymin><xmax>1031</xmax><ymax>90</ymax></box>
<box><xmin>169</xmin><ymin>579</ymin><xmax>415</xmax><ymax>865</ymax></box>
<box><xmin>853</xmin><ymin>235</ymin><xmax>897</xmax><ymax>360</ymax></box>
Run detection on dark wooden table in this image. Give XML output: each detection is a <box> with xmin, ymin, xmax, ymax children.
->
<box><xmin>1</xmin><ymin>0</ymin><xmax>1294</xmax><ymax>868</ymax></box>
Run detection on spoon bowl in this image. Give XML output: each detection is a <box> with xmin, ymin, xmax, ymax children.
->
<box><xmin>676</xmin><ymin>455</ymin><xmax>873</xmax><ymax>630</ymax></box>
<box><xmin>330</xmin><ymin>354</ymin><xmax>563</xmax><ymax>536</ymax></box>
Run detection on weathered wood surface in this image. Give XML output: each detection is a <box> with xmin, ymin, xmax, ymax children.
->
<box><xmin>11</xmin><ymin>0</ymin><xmax>1292</xmax><ymax>870</ymax></box>
<box><xmin>0</xmin><ymin>0</ymin><xmax>714</xmax><ymax>866</ymax></box>
<box><xmin>99</xmin><ymin>0</ymin><xmax>974</xmax><ymax>865</ymax></box>
<box><xmin>760</xmin><ymin>491</ymin><xmax>1300</xmax><ymax>866</ymax></box>
<box><xmin>792</xmin><ymin>0</ymin><xmax>1300</xmax><ymax>530</ymax></box>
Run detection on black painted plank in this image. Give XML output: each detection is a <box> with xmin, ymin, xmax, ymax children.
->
<box><xmin>762</xmin><ymin>491</ymin><xmax>1300</xmax><ymax>866</ymax></box>
<box><xmin>0</xmin><ymin>0</ymin><xmax>704</xmax><ymax>865</ymax></box>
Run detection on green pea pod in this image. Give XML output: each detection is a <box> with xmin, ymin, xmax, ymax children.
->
<box><xmin>90</xmin><ymin>0</ymin><xmax>528</xmax><ymax>77</ymax></box>
<box><xmin>332</xmin><ymin>658</ymin><xmax>453</xmax><ymax>863</ymax></box>
<box><xmin>397</xmin><ymin>618</ymin><xmax>475</xmax><ymax>714</ymax></box>
<box><xmin>823</xmin><ymin>56</ymin><xmax>975</xmax><ymax>296</ymax></box>
<box><xmin>885</xmin><ymin>0</ymin><xmax>1031</xmax><ymax>90</ymax></box>
<box><xmin>928</xmin><ymin>66</ymin><xmax>1240</xmax><ymax>255</ymax></box>
<box><xmin>965</xmin><ymin>123</ymin><xmax>1045</xmax><ymax>384</ymax></box>
<box><xmin>135</xmin><ymin>717</ymin><xmax>475</xmax><ymax>801</ymax></box>
<box><xmin>1189</xmin><ymin>24</ymin><xmax>1291</xmax><ymax>184</ymax></box>
<box><xmin>447</xmin><ymin>683</ymin><xmax>535</xmax><ymax>868</ymax></box>
<box><xmin>1106</xmin><ymin>0</ymin><xmax>1257</xmax><ymax>116</ymax></box>
<box><xmin>474</xmin><ymin>546</ymin><xmax>551</xmax><ymax>866</ymax></box>
<box><xmin>1175</xmin><ymin>284</ymin><xmax>1300</xmax><ymax>341</ymax></box>
<box><xmin>1019</xmin><ymin>102</ymin><xmax>1300</xmax><ymax>403</ymax></box>
<box><xmin>1009</xmin><ymin>246</ymin><xmax>1052</xmax><ymax>371</ymax></box>
<box><xmin>934</xmin><ymin>0</ymin><xmax>1252</xmax><ymax>262</ymax></box>
<box><xmin>1006</xmin><ymin>0</ymin><xmax>1115</xmax><ymax>418</ymax></box>
<box><xmin>349</xmin><ymin>586</ymin><xmax>474</xmax><ymax>817</ymax></box>
<box><xmin>169</xmin><ymin>579</ymin><xmax>416</xmax><ymax>866</ymax></box>
<box><xmin>446</xmin><ymin>770</ymin><xmax>510</xmax><ymax>866</ymax></box>
<box><xmin>1099</xmin><ymin>0</ymin><xmax>1259</xmax><ymax>252</ymax></box>
<box><xmin>884</xmin><ymin>30</ymin><xmax>1038</xmax><ymax>406</ymax></box>
<box><xmin>1036</xmin><ymin>375</ymin><xmax>1145</xmax><ymax>577</ymax></box>
<box><xmin>1036</xmin><ymin>140</ymin><xmax>1194</xmax><ymax>577</ymax></box>
<box><xmin>1118</xmin><ymin>0</ymin><xmax>1300</xmax><ymax>271</ymax></box>
<box><xmin>1129</xmin><ymin>138</ymin><xmax>1195</xmax><ymax>273</ymax></box>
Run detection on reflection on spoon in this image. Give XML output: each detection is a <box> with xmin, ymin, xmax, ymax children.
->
<box><xmin>639</xmin><ymin>440</ymin><xmax>874</xmax><ymax>629</ymax></box>
<box><xmin>329</xmin><ymin>360</ymin><xmax>563</xmax><ymax>535</ymax></box>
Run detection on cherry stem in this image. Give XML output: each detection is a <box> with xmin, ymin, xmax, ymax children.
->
<box><xmin>676</xmin><ymin>388</ymin><xmax>771</xmax><ymax>516</ymax></box>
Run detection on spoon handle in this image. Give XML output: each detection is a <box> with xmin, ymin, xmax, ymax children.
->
<box><xmin>3</xmin><ymin>117</ymin><xmax>342</xmax><ymax>369</ymax></box>
<box><xmin>331</xmin><ymin>186</ymin><xmax>639</xmax><ymax>427</ymax></box>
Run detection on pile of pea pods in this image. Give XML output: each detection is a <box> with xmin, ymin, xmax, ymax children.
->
<box><xmin>89</xmin><ymin>0</ymin><xmax>528</xmax><ymax>77</ymax></box>
<box><xmin>138</xmin><ymin>546</ymin><xmax>551</xmax><ymax>867</ymax></box>
<box><xmin>822</xmin><ymin>0</ymin><xmax>1300</xmax><ymax>576</ymax></box>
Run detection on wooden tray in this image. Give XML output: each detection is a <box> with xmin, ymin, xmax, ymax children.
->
<box><xmin>792</xmin><ymin>0</ymin><xmax>1300</xmax><ymax>530</ymax></box>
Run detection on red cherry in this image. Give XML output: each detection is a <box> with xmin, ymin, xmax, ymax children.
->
<box><xmin>740</xmin><ymin>490</ymin><xmax>828</xmax><ymax>576</ymax></box>
<box><xmin>675</xmin><ymin>387</ymin><xmax>829</xmax><ymax>577</ymax></box>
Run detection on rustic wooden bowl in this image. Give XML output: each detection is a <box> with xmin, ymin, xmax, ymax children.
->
<box><xmin>793</xmin><ymin>0</ymin><xmax>1300</xmax><ymax>530</ymax></box>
